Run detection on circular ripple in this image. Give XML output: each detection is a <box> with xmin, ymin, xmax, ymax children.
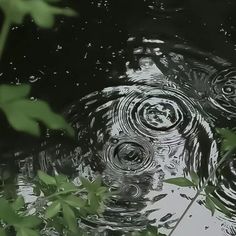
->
<box><xmin>113</xmin><ymin>87</ymin><xmax>200</xmax><ymax>144</ymax></box>
<box><xmin>105</xmin><ymin>136</ymin><xmax>154</xmax><ymax>174</ymax></box>
<box><xmin>209</xmin><ymin>67</ymin><xmax>236</xmax><ymax>115</ymax></box>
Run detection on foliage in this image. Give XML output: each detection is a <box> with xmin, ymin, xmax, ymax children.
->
<box><xmin>0</xmin><ymin>0</ymin><xmax>77</xmax><ymax>58</ymax></box>
<box><xmin>164</xmin><ymin>169</ymin><xmax>232</xmax><ymax>217</ymax></box>
<box><xmin>166</xmin><ymin>129</ymin><xmax>236</xmax><ymax>236</ymax></box>
<box><xmin>0</xmin><ymin>171</ymin><xmax>112</xmax><ymax>236</ymax></box>
<box><xmin>0</xmin><ymin>0</ymin><xmax>76</xmax><ymax>136</ymax></box>
<box><xmin>0</xmin><ymin>84</ymin><xmax>74</xmax><ymax>136</ymax></box>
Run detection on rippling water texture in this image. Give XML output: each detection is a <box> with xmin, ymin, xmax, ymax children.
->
<box><xmin>1</xmin><ymin>0</ymin><xmax>236</xmax><ymax>235</ymax></box>
<box><xmin>17</xmin><ymin>40</ymin><xmax>235</xmax><ymax>235</ymax></box>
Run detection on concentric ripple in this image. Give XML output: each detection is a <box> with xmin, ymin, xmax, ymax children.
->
<box><xmin>57</xmin><ymin>82</ymin><xmax>218</xmax><ymax>232</ymax></box>
<box><xmin>209</xmin><ymin>67</ymin><xmax>236</xmax><ymax>116</ymax></box>
<box><xmin>113</xmin><ymin>87</ymin><xmax>200</xmax><ymax>143</ymax></box>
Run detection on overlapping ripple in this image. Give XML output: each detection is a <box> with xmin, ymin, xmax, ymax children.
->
<box><xmin>60</xmin><ymin>77</ymin><xmax>218</xmax><ymax>232</ymax></box>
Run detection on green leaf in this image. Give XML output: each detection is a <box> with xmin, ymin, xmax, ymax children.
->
<box><xmin>80</xmin><ymin>177</ymin><xmax>94</xmax><ymax>192</ymax></box>
<box><xmin>55</xmin><ymin>174</ymin><xmax>69</xmax><ymax>187</ymax></box>
<box><xmin>1</xmin><ymin>99</ymin><xmax>74</xmax><ymax>136</ymax></box>
<box><xmin>16</xmin><ymin>228</ymin><xmax>39</xmax><ymax>236</ymax></box>
<box><xmin>189</xmin><ymin>170</ymin><xmax>200</xmax><ymax>186</ymax></box>
<box><xmin>88</xmin><ymin>192</ymin><xmax>100</xmax><ymax>213</ymax></box>
<box><xmin>28</xmin><ymin>1</ymin><xmax>77</xmax><ymax>28</ymax></box>
<box><xmin>45</xmin><ymin>201</ymin><xmax>61</xmax><ymax>219</ymax></box>
<box><xmin>59</xmin><ymin>182</ymin><xmax>78</xmax><ymax>192</ymax></box>
<box><xmin>63</xmin><ymin>195</ymin><xmax>86</xmax><ymax>209</ymax></box>
<box><xmin>0</xmin><ymin>198</ymin><xmax>21</xmax><ymax>224</ymax></box>
<box><xmin>0</xmin><ymin>228</ymin><xmax>6</xmax><ymax>236</ymax></box>
<box><xmin>205</xmin><ymin>196</ymin><xmax>215</xmax><ymax>216</ymax></box>
<box><xmin>38</xmin><ymin>171</ymin><xmax>57</xmax><ymax>185</ymax></box>
<box><xmin>204</xmin><ymin>185</ymin><xmax>216</xmax><ymax>195</ymax></box>
<box><xmin>0</xmin><ymin>84</ymin><xmax>30</xmax><ymax>103</ymax></box>
<box><xmin>19</xmin><ymin>216</ymin><xmax>41</xmax><ymax>228</ymax></box>
<box><xmin>62</xmin><ymin>203</ymin><xmax>77</xmax><ymax>232</ymax></box>
<box><xmin>164</xmin><ymin>177</ymin><xmax>195</xmax><ymax>187</ymax></box>
<box><xmin>209</xmin><ymin>196</ymin><xmax>232</xmax><ymax>217</ymax></box>
<box><xmin>11</xmin><ymin>196</ymin><xmax>25</xmax><ymax>211</ymax></box>
<box><xmin>0</xmin><ymin>0</ymin><xmax>77</xmax><ymax>28</ymax></box>
<box><xmin>217</xmin><ymin>128</ymin><xmax>236</xmax><ymax>151</ymax></box>
<box><xmin>92</xmin><ymin>176</ymin><xmax>102</xmax><ymax>190</ymax></box>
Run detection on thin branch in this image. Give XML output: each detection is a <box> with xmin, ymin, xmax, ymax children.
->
<box><xmin>168</xmin><ymin>147</ymin><xmax>236</xmax><ymax>236</ymax></box>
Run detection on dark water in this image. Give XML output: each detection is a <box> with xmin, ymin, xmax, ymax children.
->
<box><xmin>1</xmin><ymin>0</ymin><xmax>236</xmax><ymax>235</ymax></box>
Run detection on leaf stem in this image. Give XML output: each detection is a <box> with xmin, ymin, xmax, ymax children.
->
<box><xmin>168</xmin><ymin>147</ymin><xmax>236</xmax><ymax>236</ymax></box>
<box><xmin>0</xmin><ymin>16</ymin><xmax>11</xmax><ymax>60</ymax></box>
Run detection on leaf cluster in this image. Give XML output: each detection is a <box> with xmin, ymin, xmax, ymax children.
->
<box><xmin>0</xmin><ymin>171</ymin><xmax>112</xmax><ymax>236</ymax></box>
<box><xmin>164</xmin><ymin>171</ymin><xmax>232</xmax><ymax>217</ymax></box>
<box><xmin>0</xmin><ymin>84</ymin><xmax>74</xmax><ymax>136</ymax></box>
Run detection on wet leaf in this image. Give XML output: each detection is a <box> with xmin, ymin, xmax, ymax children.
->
<box><xmin>217</xmin><ymin>128</ymin><xmax>236</xmax><ymax>152</ymax></box>
<box><xmin>189</xmin><ymin>170</ymin><xmax>200</xmax><ymax>186</ymax></box>
<box><xmin>92</xmin><ymin>176</ymin><xmax>102</xmax><ymax>190</ymax></box>
<box><xmin>63</xmin><ymin>195</ymin><xmax>86</xmax><ymax>209</ymax></box>
<box><xmin>59</xmin><ymin>182</ymin><xmax>78</xmax><ymax>192</ymax></box>
<box><xmin>62</xmin><ymin>203</ymin><xmax>77</xmax><ymax>232</ymax></box>
<box><xmin>0</xmin><ymin>84</ymin><xmax>30</xmax><ymax>103</ymax></box>
<box><xmin>55</xmin><ymin>174</ymin><xmax>69</xmax><ymax>187</ymax></box>
<box><xmin>0</xmin><ymin>85</ymin><xmax>74</xmax><ymax>136</ymax></box>
<box><xmin>0</xmin><ymin>198</ymin><xmax>21</xmax><ymax>224</ymax></box>
<box><xmin>205</xmin><ymin>196</ymin><xmax>215</xmax><ymax>216</ymax></box>
<box><xmin>19</xmin><ymin>216</ymin><xmax>41</xmax><ymax>228</ymax></box>
<box><xmin>16</xmin><ymin>228</ymin><xmax>39</xmax><ymax>236</ymax></box>
<box><xmin>38</xmin><ymin>171</ymin><xmax>57</xmax><ymax>186</ymax></box>
<box><xmin>45</xmin><ymin>201</ymin><xmax>61</xmax><ymax>219</ymax></box>
<box><xmin>80</xmin><ymin>177</ymin><xmax>94</xmax><ymax>192</ymax></box>
<box><xmin>209</xmin><ymin>196</ymin><xmax>232</xmax><ymax>218</ymax></box>
<box><xmin>88</xmin><ymin>193</ymin><xmax>100</xmax><ymax>213</ymax></box>
<box><xmin>0</xmin><ymin>0</ymin><xmax>77</xmax><ymax>27</ymax></box>
<box><xmin>164</xmin><ymin>177</ymin><xmax>195</xmax><ymax>187</ymax></box>
<box><xmin>204</xmin><ymin>185</ymin><xmax>216</xmax><ymax>195</ymax></box>
<box><xmin>11</xmin><ymin>196</ymin><xmax>25</xmax><ymax>212</ymax></box>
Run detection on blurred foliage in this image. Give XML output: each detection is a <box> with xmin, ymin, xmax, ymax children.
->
<box><xmin>0</xmin><ymin>84</ymin><xmax>74</xmax><ymax>136</ymax></box>
<box><xmin>0</xmin><ymin>0</ymin><xmax>77</xmax><ymax>136</ymax></box>
<box><xmin>0</xmin><ymin>171</ymin><xmax>111</xmax><ymax>236</ymax></box>
<box><xmin>164</xmin><ymin>129</ymin><xmax>236</xmax><ymax>219</ymax></box>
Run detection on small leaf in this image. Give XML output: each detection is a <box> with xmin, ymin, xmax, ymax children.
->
<box><xmin>38</xmin><ymin>171</ymin><xmax>56</xmax><ymax>185</ymax></box>
<box><xmin>0</xmin><ymin>84</ymin><xmax>30</xmax><ymax>103</ymax></box>
<box><xmin>80</xmin><ymin>177</ymin><xmax>93</xmax><ymax>192</ymax></box>
<box><xmin>217</xmin><ymin>128</ymin><xmax>236</xmax><ymax>152</ymax></box>
<box><xmin>92</xmin><ymin>176</ymin><xmax>102</xmax><ymax>190</ymax></box>
<box><xmin>209</xmin><ymin>196</ymin><xmax>232</xmax><ymax>217</ymax></box>
<box><xmin>11</xmin><ymin>196</ymin><xmax>25</xmax><ymax>211</ymax></box>
<box><xmin>164</xmin><ymin>177</ymin><xmax>195</xmax><ymax>187</ymax></box>
<box><xmin>205</xmin><ymin>196</ymin><xmax>215</xmax><ymax>216</ymax></box>
<box><xmin>16</xmin><ymin>228</ymin><xmax>39</xmax><ymax>236</ymax></box>
<box><xmin>0</xmin><ymin>198</ymin><xmax>21</xmax><ymax>224</ymax></box>
<box><xmin>204</xmin><ymin>185</ymin><xmax>216</xmax><ymax>195</ymax></box>
<box><xmin>55</xmin><ymin>174</ymin><xmax>69</xmax><ymax>187</ymax></box>
<box><xmin>97</xmin><ymin>186</ymin><xmax>108</xmax><ymax>195</ymax></box>
<box><xmin>88</xmin><ymin>193</ymin><xmax>100</xmax><ymax>213</ymax></box>
<box><xmin>45</xmin><ymin>201</ymin><xmax>61</xmax><ymax>219</ymax></box>
<box><xmin>19</xmin><ymin>216</ymin><xmax>41</xmax><ymax>228</ymax></box>
<box><xmin>62</xmin><ymin>203</ymin><xmax>77</xmax><ymax>232</ymax></box>
<box><xmin>189</xmin><ymin>170</ymin><xmax>200</xmax><ymax>186</ymax></box>
<box><xmin>63</xmin><ymin>195</ymin><xmax>86</xmax><ymax>209</ymax></box>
